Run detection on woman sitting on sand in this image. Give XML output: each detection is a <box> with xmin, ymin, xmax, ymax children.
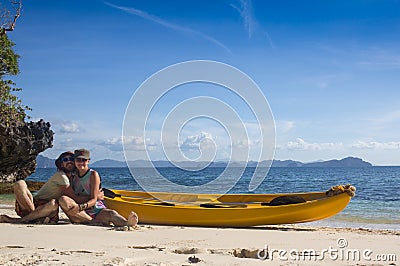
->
<box><xmin>58</xmin><ymin>149</ymin><xmax>138</xmax><ymax>227</ymax></box>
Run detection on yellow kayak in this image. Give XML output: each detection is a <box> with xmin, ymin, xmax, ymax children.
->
<box><xmin>104</xmin><ymin>184</ymin><xmax>355</xmax><ymax>227</ymax></box>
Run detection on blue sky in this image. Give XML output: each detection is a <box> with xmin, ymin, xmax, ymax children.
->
<box><xmin>8</xmin><ymin>0</ymin><xmax>400</xmax><ymax>165</ymax></box>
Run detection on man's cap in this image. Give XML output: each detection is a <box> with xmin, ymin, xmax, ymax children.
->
<box><xmin>55</xmin><ymin>151</ymin><xmax>74</xmax><ymax>168</ymax></box>
<box><xmin>74</xmin><ymin>149</ymin><xmax>90</xmax><ymax>160</ymax></box>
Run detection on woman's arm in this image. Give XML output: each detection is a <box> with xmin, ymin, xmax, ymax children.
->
<box><xmin>85</xmin><ymin>170</ymin><xmax>101</xmax><ymax>208</ymax></box>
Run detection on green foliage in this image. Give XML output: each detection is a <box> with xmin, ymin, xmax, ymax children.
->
<box><xmin>0</xmin><ymin>29</ymin><xmax>19</xmax><ymax>76</ymax></box>
<box><xmin>1</xmin><ymin>80</ymin><xmax>31</xmax><ymax>123</ymax></box>
<box><xmin>0</xmin><ymin>30</ymin><xmax>30</xmax><ymax>124</ymax></box>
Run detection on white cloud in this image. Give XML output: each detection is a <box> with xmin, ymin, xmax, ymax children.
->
<box><xmin>280</xmin><ymin>138</ymin><xmax>343</xmax><ymax>151</ymax></box>
<box><xmin>60</xmin><ymin>122</ymin><xmax>80</xmax><ymax>133</ymax></box>
<box><xmin>279</xmin><ymin>138</ymin><xmax>400</xmax><ymax>154</ymax></box>
<box><xmin>99</xmin><ymin>136</ymin><xmax>157</xmax><ymax>151</ymax></box>
<box><xmin>232</xmin><ymin>139</ymin><xmax>249</xmax><ymax>149</ymax></box>
<box><xmin>180</xmin><ymin>132</ymin><xmax>214</xmax><ymax>151</ymax></box>
<box><xmin>351</xmin><ymin>141</ymin><xmax>400</xmax><ymax>150</ymax></box>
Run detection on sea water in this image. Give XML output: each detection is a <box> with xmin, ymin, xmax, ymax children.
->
<box><xmin>26</xmin><ymin>166</ymin><xmax>400</xmax><ymax>230</ymax></box>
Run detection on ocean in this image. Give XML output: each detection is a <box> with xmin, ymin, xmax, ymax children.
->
<box><xmin>25</xmin><ymin>166</ymin><xmax>400</xmax><ymax>230</ymax></box>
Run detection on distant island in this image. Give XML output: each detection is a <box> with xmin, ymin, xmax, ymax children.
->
<box><xmin>36</xmin><ymin>155</ymin><xmax>373</xmax><ymax>168</ymax></box>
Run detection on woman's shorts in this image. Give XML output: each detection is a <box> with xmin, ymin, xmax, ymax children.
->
<box><xmin>85</xmin><ymin>200</ymin><xmax>107</xmax><ymax>219</ymax></box>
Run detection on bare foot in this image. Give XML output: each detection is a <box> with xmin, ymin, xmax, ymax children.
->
<box><xmin>0</xmin><ymin>214</ymin><xmax>19</xmax><ymax>223</ymax></box>
<box><xmin>43</xmin><ymin>217</ymin><xmax>51</xmax><ymax>224</ymax></box>
<box><xmin>0</xmin><ymin>215</ymin><xmax>8</xmax><ymax>222</ymax></box>
<box><xmin>127</xmin><ymin>212</ymin><xmax>138</xmax><ymax>227</ymax></box>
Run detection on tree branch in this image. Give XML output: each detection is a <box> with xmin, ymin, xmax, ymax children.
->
<box><xmin>0</xmin><ymin>0</ymin><xmax>22</xmax><ymax>35</ymax></box>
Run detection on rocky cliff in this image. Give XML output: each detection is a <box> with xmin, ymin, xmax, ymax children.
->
<box><xmin>0</xmin><ymin>119</ymin><xmax>53</xmax><ymax>183</ymax></box>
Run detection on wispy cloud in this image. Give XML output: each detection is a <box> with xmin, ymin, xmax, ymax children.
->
<box><xmin>370</xmin><ymin>110</ymin><xmax>400</xmax><ymax>124</ymax></box>
<box><xmin>302</xmin><ymin>73</ymin><xmax>350</xmax><ymax>89</ymax></box>
<box><xmin>105</xmin><ymin>2</ymin><xmax>231</xmax><ymax>53</ymax></box>
<box><xmin>358</xmin><ymin>48</ymin><xmax>400</xmax><ymax>70</ymax></box>
<box><xmin>276</xmin><ymin>120</ymin><xmax>295</xmax><ymax>134</ymax></box>
<box><xmin>365</xmin><ymin>110</ymin><xmax>400</xmax><ymax>135</ymax></box>
<box><xmin>316</xmin><ymin>43</ymin><xmax>400</xmax><ymax>71</ymax></box>
<box><xmin>230</xmin><ymin>0</ymin><xmax>255</xmax><ymax>38</ymax></box>
<box><xmin>230</xmin><ymin>0</ymin><xmax>273</xmax><ymax>48</ymax></box>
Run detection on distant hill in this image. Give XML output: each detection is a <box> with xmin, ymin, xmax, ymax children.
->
<box><xmin>91</xmin><ymin>159</ymin><xmax>127</xmax><ymax>168</ymax></box>
<box><xmin>271</xmin><ymin>159</ymin><xmax>304</xmax><ymax>167</ymax></box>
<box><xmin>302</xmin><ymin>157</ymin><xmax>372</xmax><ymax>167</ymax></box>
<box><xmin>88</xmin><ymin>156</ymin><xmax>373</xmax><ymax>168</ymax></box>
<box><xmin>36</xmin><ymin>155</ymin><xmax>56</xmax><ymax>168</ymax></box>
<box><xmin>36</xmin><ymin>156</ymin><xmax>373</xmax><ymax>168</ymax></box>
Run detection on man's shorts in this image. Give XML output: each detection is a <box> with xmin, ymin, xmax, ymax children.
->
<box><xmin>15</xmin><ymin>198</ymin><xmax>59</xmax><ymax>223</ymax></box>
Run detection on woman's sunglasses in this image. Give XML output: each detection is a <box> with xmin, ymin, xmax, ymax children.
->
<box><xmin>75</xmin><ymin>158</ymin><xmax>88</xmax><ymax>162</ymax></box>
<box><xmin>61</xmin><ymin>157</ymin><xmax>74</xmax><ymax>162</ymax></box>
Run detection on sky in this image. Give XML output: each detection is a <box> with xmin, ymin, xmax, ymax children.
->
<box><xmin>6</xmin><ymin>0</ymin><xmax>400</xmax><ymax>165</ymax></box>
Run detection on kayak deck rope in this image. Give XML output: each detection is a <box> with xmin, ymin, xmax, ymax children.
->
<box><xmin>326</xmin><ymin>184</ymin><xmax>356</xmax><ymax>197</ymax></box>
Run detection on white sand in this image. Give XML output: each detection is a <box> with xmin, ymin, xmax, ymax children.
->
<box><xmin>0</xmin><ymin>208</ymin><xmax>399</xmax><ymax>265</ymax></box>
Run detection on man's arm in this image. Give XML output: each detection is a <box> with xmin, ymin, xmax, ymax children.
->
<box><xmin>60</xmin><ymin>185</ymin><xmax>90</xmax><ymax>204</ymax></box>
<box><xmin>60</xmin><ymin>185</ymin><xmax>104</xmax><ymax>203</ymax></box>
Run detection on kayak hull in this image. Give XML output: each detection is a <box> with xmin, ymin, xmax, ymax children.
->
<box><xmin>104</xmin><ymin>189</ymin><xmax>353</xmax><ymax>227</ymax></box>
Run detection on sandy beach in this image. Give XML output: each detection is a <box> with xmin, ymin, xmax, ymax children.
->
<box><xmin>0</xmin><ymin>207</ymin><xmax>399</xmax><ymax>266</ymax></box>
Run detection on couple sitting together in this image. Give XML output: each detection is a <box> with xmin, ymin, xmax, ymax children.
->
<box><xmin>0</xmin><ymin>149</ymin><xmax>138</xmax><ymax>227</ymax></box>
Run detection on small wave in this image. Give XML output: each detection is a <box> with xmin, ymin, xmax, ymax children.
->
<box><xmin>307</xmin><ymin>220</ymin><xmax>400</xmax><ymax>231</ymax></box>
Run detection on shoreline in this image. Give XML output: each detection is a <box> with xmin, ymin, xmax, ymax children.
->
<box><xmin>1</xmin><ymin>193</ymin><xmax>399</xmax><ymax>232</ymax></box>
<box><xmin>1</xmin><ymin>207</ymin><xmax>399</xmax><ymax>265</ymax></box>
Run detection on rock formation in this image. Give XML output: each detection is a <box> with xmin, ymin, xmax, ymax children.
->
<box><xmin>0</xmin><ymin>119</ymin><xmax>53</xmax><ymax>183</ymax></box>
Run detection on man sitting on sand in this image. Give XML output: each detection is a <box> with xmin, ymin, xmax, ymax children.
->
<box><xmin>0</xmin><ymin>151</ymin><xmax>76</xmax><ymax>223</ymax></box>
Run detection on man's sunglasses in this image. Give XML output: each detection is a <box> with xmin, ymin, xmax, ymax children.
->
<box><xmin>61</xmin><ymin>157</ymin><xmax>74</xmax><ymax>162</ymax></box>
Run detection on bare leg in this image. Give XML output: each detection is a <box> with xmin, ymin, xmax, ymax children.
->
<box><xmin>94</xmin><ymin>209</ymin><xmax>138</xmax><ymax>227</ymax></box>
<box><xmin>14</xmin><ymin>180</ymin><xmax>35</xmax><ymax>214</ymax></box>
<box><xmin>1</xmin><ymin>180</ymin><xmax>36</xmax><ymax>223</ymax></box>
<box><xmin>58</xmin><ymin>195</ymin><xmax>92</xmax><ymax>224</ymax></box>
<box><xmin>19</xmin><ymin>199</ymin><xmax>58</xmax><ymax>223</ymax></box>
<box><xmin>1</xmin><ymin>200</ymin><xmax>58</xmax><ymax>224</ymax></box>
